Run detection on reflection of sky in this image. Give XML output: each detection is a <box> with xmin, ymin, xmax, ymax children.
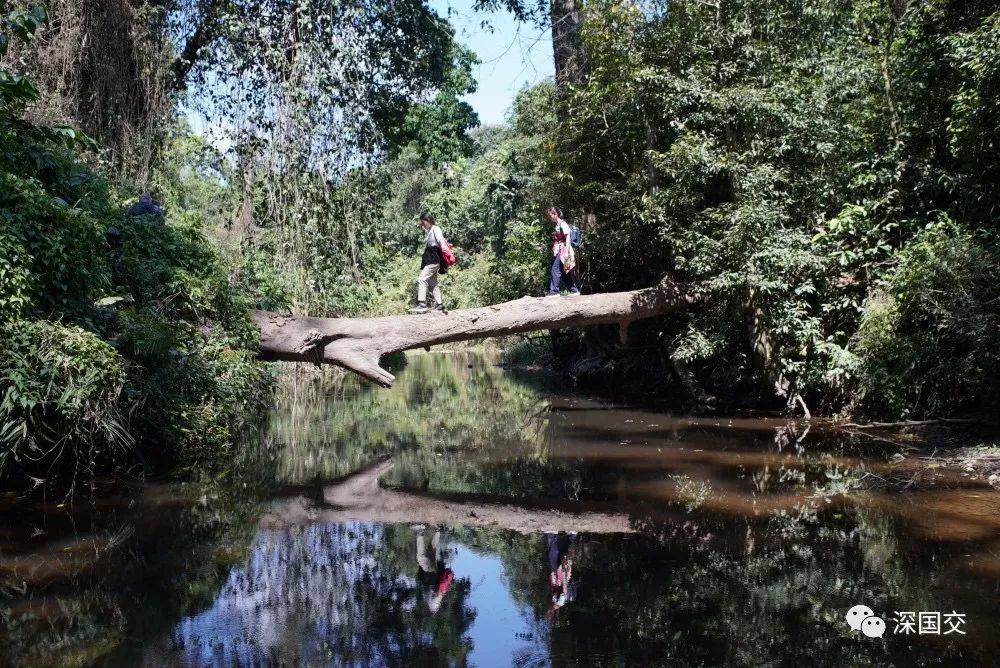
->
<box><xmin>156</xmin><ymin>521</ymin><xmax>546</xmax><ymax>667</ymax></box>
<box><xmin>451</xmin><ymin>545</ymin><xmax>546</xmax><ymax>666</ymax></box>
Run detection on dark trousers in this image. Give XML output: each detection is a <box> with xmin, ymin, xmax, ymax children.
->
<box><xmin>549</xmin><ymin>255</ymin><xmax>578</xmax><ymax>295</ymax></box>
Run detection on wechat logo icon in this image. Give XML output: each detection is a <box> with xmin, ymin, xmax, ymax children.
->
<box><xmin>846</xmin><ymin>604</ymin><xmax>886</xmax><ymax>638</ymax></box>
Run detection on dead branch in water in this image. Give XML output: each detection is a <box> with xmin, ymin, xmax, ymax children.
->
<box><xmin>838</xmin><ymin>418</ymin><xmax>991</xmax><ymax>429</ymax></box>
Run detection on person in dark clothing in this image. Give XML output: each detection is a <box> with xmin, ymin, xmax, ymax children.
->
<box><xmin>127</xmin><ymin>192</ymin><xmax>164</xmax><ymax>222</ymax></box>
<box><xmin>410</xmin><ymin>212</ymin><xmax>450</xmax><ymax>314</ymax></box>
<box><xmin>545</xmin><ymin>532</ymin><xmax>576</xmax><ymax>612</ymax></box>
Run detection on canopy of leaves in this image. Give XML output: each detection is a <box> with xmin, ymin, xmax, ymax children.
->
<box><xmin>527</xmin><ymin>0</ymin><xmax>1000</xmax><ymax>417</ymax></box>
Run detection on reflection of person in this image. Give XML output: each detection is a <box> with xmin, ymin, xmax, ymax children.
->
<box><xmin>414</xmin><ymin>524</ymin><xmax>454</xmax><ymax>614</ymax></box>
<box><xmin>545</xmin><ymin>206</ymin><xmax>579</xmax><ymax>297</ymax></box>
<box><xmin>545</xmin><ymin>532</ymin><xmax>575</xmax><ymax>615</ymax></box>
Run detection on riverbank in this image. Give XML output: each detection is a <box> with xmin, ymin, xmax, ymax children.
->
<box><xmin>838</xmin><ymin>422</ymin><xmax>1000</xmax><ymax>490</ymax></box>
<box><xmin>498</xmin><ymin>342</ymin><xmax>1000</xmax><ymax>490</ymax></box>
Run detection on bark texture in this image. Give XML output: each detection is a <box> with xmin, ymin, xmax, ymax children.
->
<box><xmin>551</xmin><ymin>0</ymin><xmax>587</xmax><ymax>93</ymax></box>
<box><xmin>260</xmin><ymin>460</ymin><xmax>635</xmax><ymax>534</ymax></box>
<box><xmin>253</xmin><ymin>280</ymin><xmax>704</xmax><ymax>387</ymax></box>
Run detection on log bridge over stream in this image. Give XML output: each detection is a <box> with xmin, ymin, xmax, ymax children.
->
<box><xmin>254</xmin><ymin>279</ymin><xmax>704</xmax><ymax>533</ymax></box>
<box><xmin>253</xmin><ymin>279</ymin><xmax>704</xmax><ymax>387</ymax></box>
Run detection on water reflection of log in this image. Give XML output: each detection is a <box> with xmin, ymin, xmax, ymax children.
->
<box><xmin>260</xmin><ymin>461</ymin><xmax>636</xmax><ymax>534</ymax></box>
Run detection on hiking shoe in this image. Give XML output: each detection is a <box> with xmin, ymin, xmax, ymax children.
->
<box><xmin>409</xmin><ymin>303</ymin><xmax>429</xmax><ymax>314</ymax></box>
<box><xmin>568</xmin><ymin>289</ymin><xmax>581</xmax><ymax>296</ymax></box>
<box><xmin>433</xmin><ymin>302</ymin><xmax>446</xmax><ymax>312</ymax></box>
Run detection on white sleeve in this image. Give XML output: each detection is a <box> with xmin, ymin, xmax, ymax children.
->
<box><xmin>434</xmin><ymin>226</ymin><xmax>446</xmax><ymax>246</ymax></box>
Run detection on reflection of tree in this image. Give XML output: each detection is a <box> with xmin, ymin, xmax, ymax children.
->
<box><xmin>7</xmin><ymin>501</ymin><xmax>995</xmax><ymax>666</ymax></box>
<box><xmin>0</xmin><ymin>487</ymin><xmax>265</xmax><ymax>667</ymax></box>
<box><xmin>145</xmin><ymin>522</ymin><xmax>476</xmax><ymax>666</ymax></box>
<box><xmin>263</xmin><ymin>352</ymin><xmax>577</xmax><ymax>499</ymax></box>
<box><xmin>261</xmin><ymin>460</ymin><xmax>632</xmax><ymax>534</ymax></box>
<box><xmin>9</xmin><ymin>349</ymin><xmax>1000</xmax><ymax>666</ymax></box>
<box><xmin>452</xmin><ymin>511</ymin><xmax>992</xmax><ymax>667</ymax></box>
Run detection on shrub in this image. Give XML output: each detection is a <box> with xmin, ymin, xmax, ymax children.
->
<box><xmin>855</xmin><ymin>222</ymin><xmax>1000</xmax><ymax>417</ymax></box>
<box><xmin>0</xmin><ymin>320</ymin><xmax>131</xmax><ymax>487</ymax></box>
<box><xmin>0</xmin><ymin>7</ymin><xmax>274</xmax><ymax>494</ymax></box>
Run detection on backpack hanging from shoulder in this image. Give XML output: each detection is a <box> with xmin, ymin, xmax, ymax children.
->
<box><xmin>570</xmin><ymin>225</ymin><xmax>583</xmax><ymax>248</ymax></box>
<box><xmin>440</xmin><ymin>241</ymin><xmax>457</xmax><ymax>267</ymax></box>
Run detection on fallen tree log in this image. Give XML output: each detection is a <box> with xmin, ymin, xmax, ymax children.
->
<box><xmin>253</xmin><ymin>279</ymin><xmax>703</xmax><ymax>386</ymax></box>
<box><xmin>260</xmin><ymin>460</ymin><xmax>636</xmax><ymax>534</ymax></box>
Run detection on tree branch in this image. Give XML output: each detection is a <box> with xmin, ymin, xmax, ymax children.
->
<box><xmin>171</xmin><ymin>1</ymin><xmax>223</xmax><ymax>89</ymax></box>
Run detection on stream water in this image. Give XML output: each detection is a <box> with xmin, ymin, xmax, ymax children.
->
<box><xmin>2</xmin><ymin>351</ymin><xmax>999</xmax><ymax>667</ymax></box>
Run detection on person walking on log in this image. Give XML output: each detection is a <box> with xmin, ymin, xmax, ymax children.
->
<box><xmin>411</xmin><ymin>212</ymin><xmax>449</xmax><ymax>314</ymax></box>
<box><xmin>546</xmin><ymin>206</ymin><xmax>580</xmax><ymax>297</ymax></box>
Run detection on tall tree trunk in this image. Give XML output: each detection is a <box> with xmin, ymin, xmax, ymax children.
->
<box><xmin>3</xmin><ymin>0</ymin><xmax>172</xmax><ymax>185</ymax></box>
<box><xmin>551</xmin><ymin>0</ymin><xmax>586</xmax><ymax>94</ymax></box>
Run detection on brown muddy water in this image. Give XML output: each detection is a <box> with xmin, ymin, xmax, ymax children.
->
<box><xmin>1</xmin><ymin>351</ymin><xmax>999</xmax><ymax>667</ymax></box>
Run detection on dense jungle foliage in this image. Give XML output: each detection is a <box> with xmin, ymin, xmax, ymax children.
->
<box><xmin>0</xmin><ymin>5</ymin><xmax>272</xmax><ymax>494</ymax></box>
<box><xmin>553</xmin><ymin>0</ymin><xmax>1000</xmax><ymax>419</ymax></box>
<box><xmin>241</xmin><ymin>0</ymin><xmax>1000</xmax><ymax>422</ymax></box>
<box><xmin>2</xmin><ymin>0</ymin><xmax>1000</xmax><ymax>494</ymax></box>
<box><xmin>318</xmin><ymin>0</ymin><xmax>1000</xmax><ymax>422</ymax></box>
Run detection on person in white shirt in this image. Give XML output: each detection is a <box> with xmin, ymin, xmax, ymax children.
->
<box><xmin>546</xmin><ymin>206</ymin><xmax>580</xmax><ymax>296</ymax></box>
<box><xmin>410</xmin><ymin>212</ymin><xmax>448</xmax><ymax>313</ymax></box>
